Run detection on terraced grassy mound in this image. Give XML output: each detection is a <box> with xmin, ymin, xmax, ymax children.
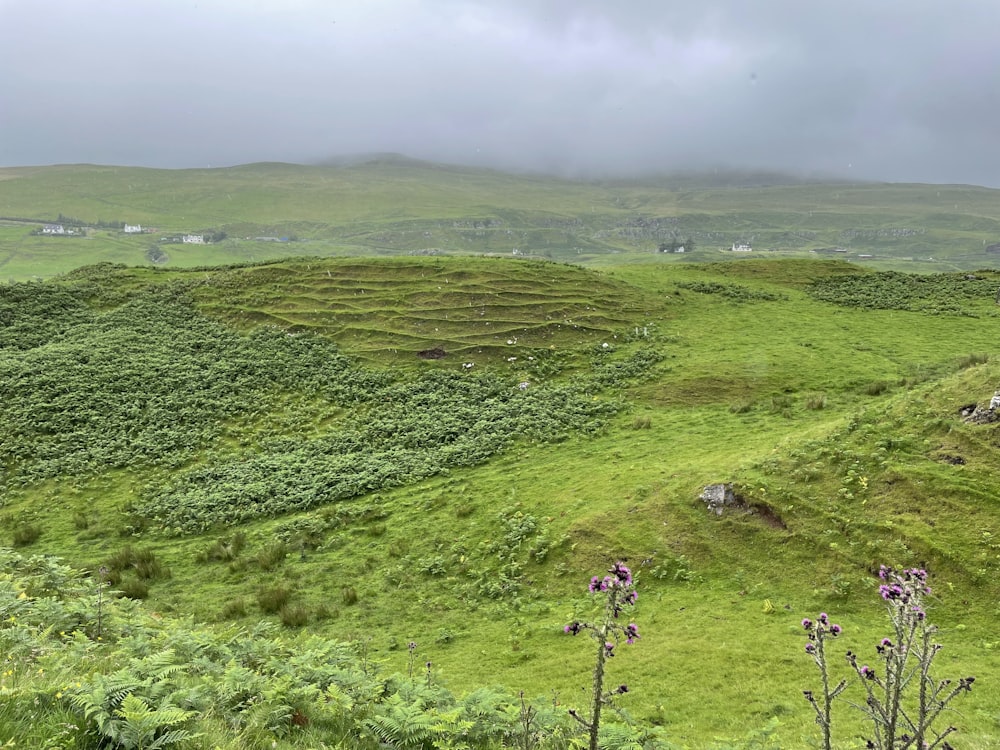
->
<box><xmin>189</xmin><ymin>256</ymin><xmax>656</xmax><ymax>364</ymax></box>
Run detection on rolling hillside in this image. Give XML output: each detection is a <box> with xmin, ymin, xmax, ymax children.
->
<box><xmin>3</xmin><ymin>253</ymin><xmax>1000</xmax><ymax>747</ymax></box>
<box><xmin>3</xmin><ymin>158</ymin><xmax>1000</xmax><ymax>281</ymax></box>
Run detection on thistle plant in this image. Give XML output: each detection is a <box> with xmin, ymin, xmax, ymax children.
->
<box><xmin>802</xmin><ymin>612</ymin><xmax>846</xmax><ymax>750</ymax></box>
<box><xmin>407</xmin><ymin>640</ymin><xmax>418</xmax><ymax>679</ymax></box>
<box><xmin>564</xmin><ymin>561</ymin><xmax>640</xmax><ymax>750</ymax></box>
<box><xmin>803</xmin><ymin>566</ymin><xmax>975</xmax><ymax>750</ymax></box>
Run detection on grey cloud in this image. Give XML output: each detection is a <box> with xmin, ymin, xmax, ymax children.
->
<box><xmin>2</xmin><ymin>0</ymin><xmax>1000</xmax><ymax>184</ymax></box>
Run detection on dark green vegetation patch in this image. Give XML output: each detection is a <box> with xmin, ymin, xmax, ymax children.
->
<box><xmin>0</xmin><ymin>287</ymin><xmax>384</xmax><ymax>483</ymax></box>
<box><xmin>136</xmin><ymin>370</ymin><xmax>626</xmax><ymax>532</ymax></box>
<box><xmin>0</xmin><ymin>282</ymin><xmax>95</xmax><ymax>349</ymax></box>
<box><xmin>674</xmin><ymin>280</ymin><xmax>786</xmax><ymax>302</ymax></box>
<box><xmin>807</xmin><ymin>270</ymin><xmax>1000</xmax><ymax>315</ymax></box>
<box><xmin>0</xmin><ymin>265</ymin><xmax>660</xmax><ymax>532</ymax></box>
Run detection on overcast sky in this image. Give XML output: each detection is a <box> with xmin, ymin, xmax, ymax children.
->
<box><xmin>3</xmin><ymin>0</ymin><xmax>1000</xmax><ymax>185</ymax></box>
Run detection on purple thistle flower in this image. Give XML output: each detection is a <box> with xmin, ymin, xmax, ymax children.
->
<box><xmin>830</xmin><ymin>623</ymin><xmax>842</xmax><ymax>636</ymax></box>
<box><xmin>610</xmin><ymin>561</ymin><xmax>633</xmax><ymax>585</ymax></box>
<box><xmin>861</xmin><ymin>665</ymin><xmax>875</xmax><ymax>680</ymax></box>
<box><xmin>802</xmin><ymin>618</ymin><xmax>813</xmax><ymax>630</ymax></box>
<box><xmin>625</xmin><ymin>623</ymin><xmax>640</xmax><ymax>643</ymax></box>
<box><xmin>881</xmin><ymin>638</ymin><xmax>893</xmax><ymax>648</ymax></box>
<box><xmin>805</xmin><ymin>642</ymin><xmax>816</xmax><ymax>654</ymax></box>
<box><xmin>564</xmin><ymin>622</ymin><xmax>582</xmax><ymax>636</ymax></box>
<box><xmin>589</xmin><ymin>576</ymin><xmax>601</xmax><ymax>593</ymax></box>
<box><xmin>605</xmin><ymin>642</ymin><xmax>615</xmax><ymax>656</ymax></box>
<box><xmin>818</xmin><ymin>612</ymin><xmax>829</xmax><ymax>624</ymax></box>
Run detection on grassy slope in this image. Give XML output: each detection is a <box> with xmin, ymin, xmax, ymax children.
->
<box><xmin>4</xmin><ymin>256</ymin><xmax>1000</xmax><ymax>746</ymax></box>
<box><xmin>3</xmin><ymin>160</ymin><xmax>1000</xmax><ymax>280</ymax></box>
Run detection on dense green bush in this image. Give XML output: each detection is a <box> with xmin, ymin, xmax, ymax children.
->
<box><xmin>0</xmin><ymin>288</ymin><xmax>388</xmax><ymax>486</ymax></box>
<box><xmin>675</xmin><ymin>280</ymin><xmax>785</xmax><ymax>302</ymax></box>
<box><xmin>133</xmin><ymin>370</ymin><xmax>623</xmax><ymax>531</ymax></box>
<box><xmin>807</xmin><ymin>270</ymin><xmax>1000</xmax><ymax>315</ymax></box>
<box><xmin>0</xmin><ymin>282</ymin><xmax>94</xmax><ymax>350</ymax></box>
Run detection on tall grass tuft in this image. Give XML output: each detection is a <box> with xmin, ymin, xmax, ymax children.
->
<box><xmin>11</xmin><ymin>523</ymin><xmax>42</xmax><ymax>547</ymax></box>
<box><xmin>864</xmin><ymin>381</ymin><xmax>890</xmax><ymax>396</ymax></box>
<box><xmin>256</xmin><ymin>542</ymin><xmax>287</xmax><ymax>571</ymax></box>
<box><xmin>221</xmin><ymin>598</ymin><xmax>247</xmax><ymax>619</ymax></box>
<box><xmin>729</xmin><ymin>398</ymin><xmax>754</xmax><ymax>414</ymax></box>
<box><xmin>197</xmin><ymin>531</ymin><xmax>247</xmax><ymax>563</ymax></box>
<box><xmin>279</xmin><ymin>604</ymin><xmax>309</xmax><ymax>627</ymax></box>
<box><xmin>102</xmin><ymin>546</ymin><xmax>170</xmax><ymax>583</ymax></box>
<box><xmin>956</xmin><ymin>351</ymin><xmax>988</xmax><ymax>369</ymax></box>
<box><xmin>631</xmin><ymin>415</ymin><xmax>652</xmax><ymax>429</ymax></box>
<box><xmin>805</xmin><ymin>393</ymin><xmax>827</xmax><ymax>410</ymax></box>
<box><xmin>257</xmin><ymin>584</ymin><xmax>292</xmax><ymax>614</ymax></box>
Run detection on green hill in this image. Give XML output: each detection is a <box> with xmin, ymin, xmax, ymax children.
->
<box><xmin>3</xmin><ymin>254</ymin><xmax>1000</xmax><ymax>747</ymax></box>
<box><xmin>3</xmin><ymin>160</ymin><xmax>1000</xmax><ymax>280</ymax></box>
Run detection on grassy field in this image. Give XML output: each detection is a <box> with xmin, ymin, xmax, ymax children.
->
<box><xmin>3</xmin><ymin>159</ymin><xmax>1000</xmax><ymax>280</ymax></box>
<box><xmin>4</xmin><ymin>254</ymin><xmax>1000</xmax><ymax>747</ymax></box>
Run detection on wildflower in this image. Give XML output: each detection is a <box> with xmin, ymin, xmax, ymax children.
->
<box><xmin>615</xmin><ymin>684</ymin><xmax>628</xmax><ymax>694</ymax></box>
<box><xmin>829</xmin><ymin>623</ymin><xmax>842</xmax><ymax>635</ymax></box>
<box><xmin>609</xmin><ymin>562</ymin><xmax>633</xmax><ymax>585</ymax></box>
<box><xmin>805</xmin><ymin>642</ymin><xmax>816</xmax><ymax>654</ymax></box>
<box><xmin>604</xmin><ymin>642</ymin><xmax>615</xmax><ymax>657</ymax></box>
<box><xmin>819</xmin><ymin>612</ymin><xmax>829</xmax><ymax>624</ymax></box>
<box><xmin>802</xmin><ymin>618</ymin><xmax>813</xmax><ymax>630</ymax></box>
<box><xmin>564</xmin><ymin>622</ymin><xmax>583</xmax><ymax>636</ymax></box>
<box><xmin>861</xmin><ymin>665</ymin><xmax>876</xmax><ymax>680</ymax></box>
<box><xmin>408</xmin><ymin>641</ymin><xmax>417</xmax><ymax>651</ymax></box>
<box><xmin>625</xmin><ymin>623</ymin><xmax>640</xmax><ymax>643</ymax></box>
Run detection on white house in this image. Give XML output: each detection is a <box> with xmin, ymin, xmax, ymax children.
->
<box><xmin>731</xmin><ymin>242</ymin><xmax>752</xmax><ymax>252</ymax></box>
<box><xmin>124</xmin><ymin>224</ymin><xmax>143</xmax><ymax>234</ymax></box>
<box><xmin>182</xmin><ymin>234</ymin><xmax>205</xmax><ymax>244</ymax></box>
<box><xmin>42</xmin><ymin>224</ymin><xmax>66</xmax><ymax>235</ymax></box>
